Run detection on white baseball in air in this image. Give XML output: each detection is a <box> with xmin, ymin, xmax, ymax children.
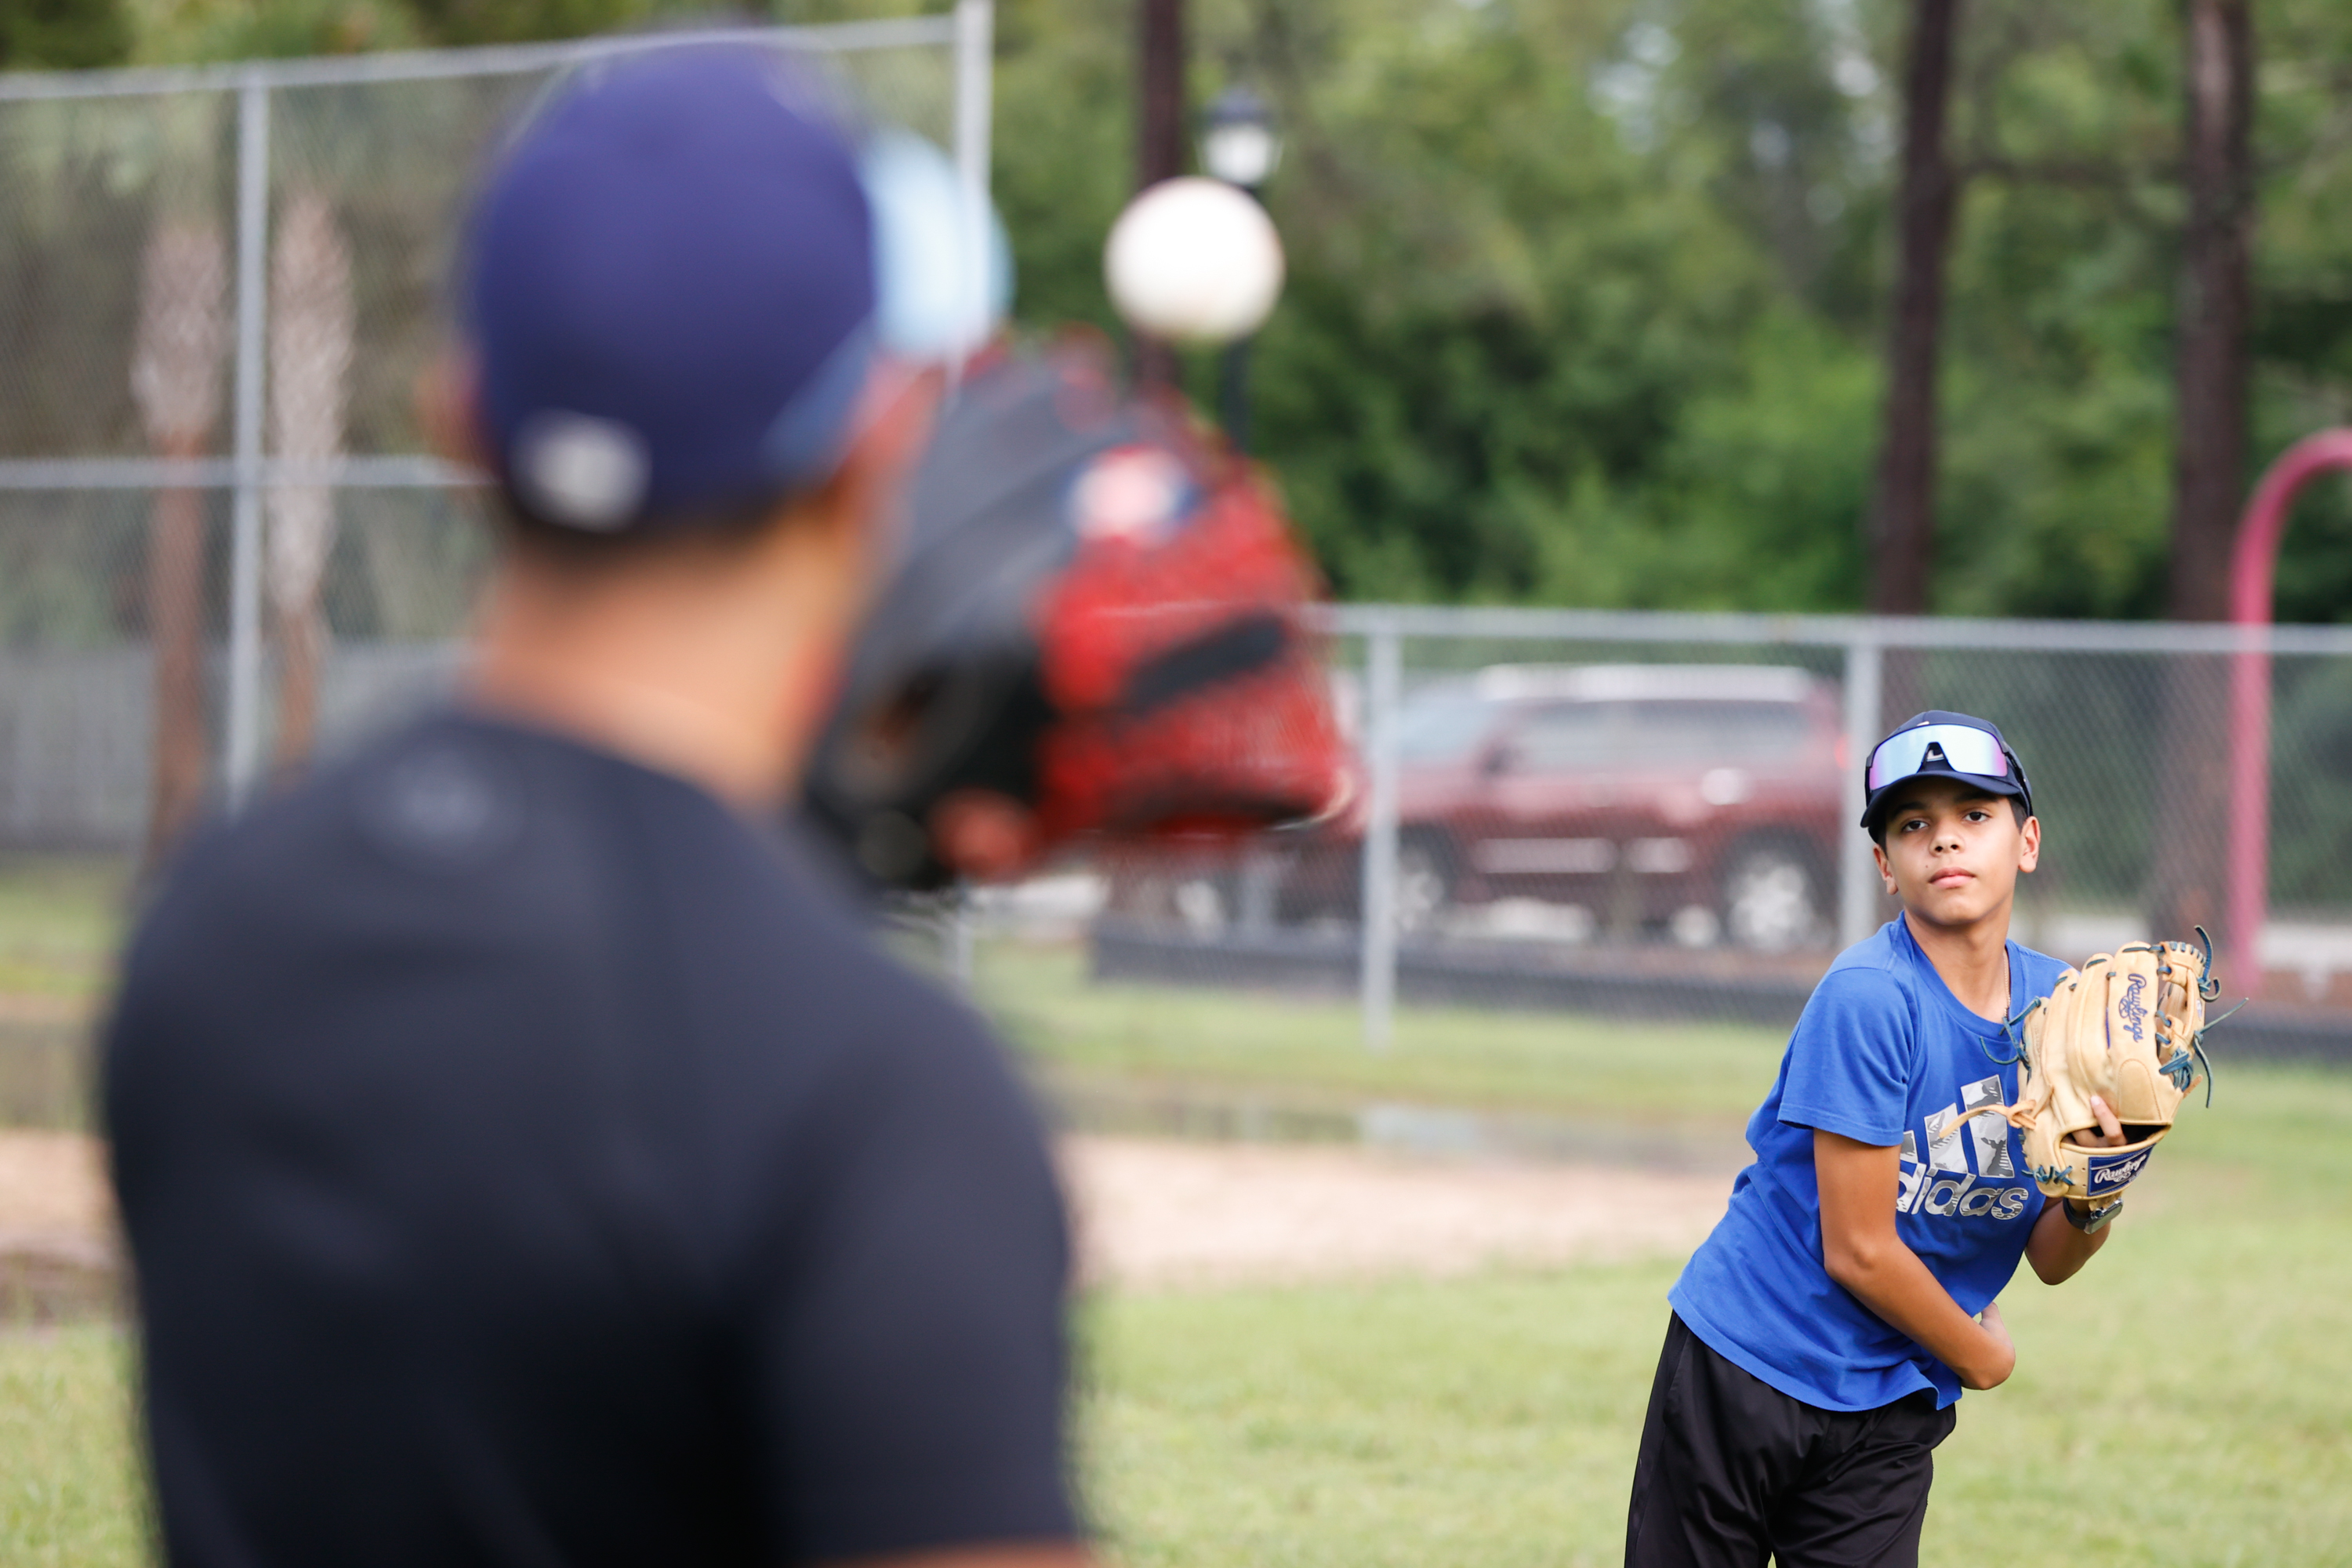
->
<box><xmin>1104</xmin><ymin>176</ymin><xmax>1286</xmax><ymax>344</ymax></box>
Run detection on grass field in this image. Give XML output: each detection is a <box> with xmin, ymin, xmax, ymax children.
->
<box><xmin>0</xmin><ymin>858</ymin><xmax>125</xmax><ymax>1007</ymax></box>
<box><xmin>4</xmin><ymin>867</ymin><xmax>2350</xmax><ymax>1563</ymax></box>
<box><xmin>983</xmin><ymin>942</ymin><xmax>1791</xmax><ymax>1135</ymax></box>
<box><xmin>1029</xmin><ymin>946</ymin><xmax>2352</xmax><ymax>1566</ymax></box>
<box><xmin>0</xmin><ymin>1328</ymin><xmax>143</xmax><ymax>1567</ymax></box>
<box><xmin>0</xmin><ymin>858</ymin><xmax>130</xmax><ymax>1129</ymax></box>
<box><xmin>1083</xmin><ymin>1069</ymin><xmax>2352</xmax><ymax>1566</ymax></box>
<box><xmin>12</xmin><ymin>1065</ymin><xmax>2350</xmax><ymax>1568</ymax></box>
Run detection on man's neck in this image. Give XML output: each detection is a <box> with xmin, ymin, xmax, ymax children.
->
<box><xmin>1904</xmin><ymin>905</ymin><xmax>2014</xmax><ymax>1022</ymax></box>
<box><xmin>462</xmin><ymin>528</ymin><xmax>861</xmax><ymax>810</ymax></box>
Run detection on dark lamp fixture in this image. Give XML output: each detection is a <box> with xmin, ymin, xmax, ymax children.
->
<box><xmin>1199</xmin><ymin>85</ymin><xmax>1281</xmax><ymax>191</ymax></box>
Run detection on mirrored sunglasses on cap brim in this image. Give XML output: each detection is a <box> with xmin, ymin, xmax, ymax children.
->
<box><xmin>1865</xmin><ymin>724</ymin><xmax>2015</xmax><ymax>792</ymax></box>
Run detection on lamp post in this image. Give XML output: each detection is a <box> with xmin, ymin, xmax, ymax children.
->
<box><xmin>1198</xmin><ymin>86</ymin><xmax>1281</xmax><ymax>453</ymax></box>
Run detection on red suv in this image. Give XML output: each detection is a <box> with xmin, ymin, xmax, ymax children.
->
<box><xmin>1276</xmin><ymin>664</ymin><xmax>1848</xmax><ymax>950</ymax></box>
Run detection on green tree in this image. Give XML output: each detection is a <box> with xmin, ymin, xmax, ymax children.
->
<box><xmin>0</xmin><ymin>0</ymin><xmax>129</xmax><ymax>69</ymax></box>
<box><xmin>993</xmin><ymin>0</ymin><xmax>2352</xmax><ymax>620</ymax></box>
<box><xmin>129</xmin><ymin>0</ymin><xmax>416</xmax><ymax>60</ymax></box>
<box><xmin>85</xmin><ymin>0</ymin><xmax>2352</xmax><ymax>623</ymax></box>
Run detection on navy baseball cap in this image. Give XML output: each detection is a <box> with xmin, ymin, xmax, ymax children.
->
<box><xmin>1860</xmin><ymin>710</ymin><xmax>2034</xmax><ymax>830</ymax></box>
<box><xmin>462</xmin><ymin>42</ymin><xmax>1006</xmax><ymax>534</ymax></box>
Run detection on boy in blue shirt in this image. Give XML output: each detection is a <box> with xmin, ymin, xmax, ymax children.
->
<box><xmin>1624</xmin><ymin>713</ymin><xmax>2138</xmax><ymax>1568</ymax></box>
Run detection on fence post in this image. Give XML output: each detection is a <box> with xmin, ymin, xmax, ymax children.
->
<box><xmin>1359</xmin><ymin>621</ymin><xmax>1401</xmax><ymax>1050</ymax></box>
<box><xmin>952</xmin><ymin>0</ymin><xmax>993</xmax><ymax>204</ymax></box>
<box><xmin>1838</xmin><ymin>630</ymin><xmax>1884</xmax><ymax>951</ymax></box>
<box><xmin>946</xmin><ymin>883</ymin><xmax>975</xmax><ymax>993</ymax></box>
<box><xmin>224</xmin><ymin>74</ymin><xmax>270</xmax><ymax>808</ymax></box>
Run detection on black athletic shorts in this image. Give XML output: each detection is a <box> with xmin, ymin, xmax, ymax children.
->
<box><xmin>1624</xmin><ymin>1314</ymin><xmax>1957</xmax><ymax>1568</ymax></box>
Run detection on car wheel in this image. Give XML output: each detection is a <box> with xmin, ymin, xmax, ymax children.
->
<box><xmin>1392</xmin><ymin>839</ymin><xmax>1454</xmax><ymax>936</ymax></box>
<box><xmin>1722</xmin><ymin>844</ymin><xmax>1819</xmax><ymax>953</ymax></box>
<box><xmin>1105</xmin><ymin>865</ymin><xmax>1229</xmax><ymax>935</ymax></box>
<box><xmin>1171</xmin><ymin>875</ymin><xmax>1229</xmax><ymax>937</ymax></box>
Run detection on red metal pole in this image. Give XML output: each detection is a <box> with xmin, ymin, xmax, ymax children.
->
<box><xmin>2227</xmin><ymin>428</ymin><xmax>2352</xmax><ymax>990</ymax></box>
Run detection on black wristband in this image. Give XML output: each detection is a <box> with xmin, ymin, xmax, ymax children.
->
<box><xmin>2063</xmin><ymin>1196</ymin><xmax>2122</xmax><ymax>1234</ymax></box>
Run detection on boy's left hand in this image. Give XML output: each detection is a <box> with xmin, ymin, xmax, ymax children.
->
<box><xmin>1969</xmin><ymin>1300</ymin><xmax>2016</xmax><ymax>1390</ymax></box>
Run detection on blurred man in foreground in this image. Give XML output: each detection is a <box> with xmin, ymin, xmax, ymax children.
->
<box><xmin>106</xmin><ymin>45</ymin><xmax>1086</xmax><ymax>1568</ymax></box>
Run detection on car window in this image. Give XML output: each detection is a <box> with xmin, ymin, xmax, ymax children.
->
<box><xmin>1508</xmin><ymin>703</ymin><xmax>1618</xmax><ymax>770</ymax></box>
<box><xmin>1504</xmin><ymin>700</ymin><xmax>1811</xmax><ymax>771</ymax></box>
<box><xmin>1395</xmin><ymin>691</ymin><xmax>1507</xmax><ymax>762</ymax></box>
<box><xmin>1623</xmin><ymin>701</ymin><xmax>1809</xmax><ymax>764</ymax></box>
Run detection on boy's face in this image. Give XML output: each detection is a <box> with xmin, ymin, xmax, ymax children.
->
<box><xmin>1871</xmin><ymin>775</ymin><xmax>2040</xmax><ymax>931</ymax></box>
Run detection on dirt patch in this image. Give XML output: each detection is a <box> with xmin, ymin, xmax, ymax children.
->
<box><xmin>0</xmin><ymin>1131</ymin><xmax>111</xmax><ymax>1233</ymax></box>
<box><xmin>1060</xmin><ymin>1134</ymin><xmax>1728</xmax><ymax>1291</ymax></box>
<box><xmin>0</xmin><ymin>993</ymin><xmax>95</xmax><ymax>1026</ymax></box>
<box><xmin>0</xmin><ymin>1131</ymin><xmax>118</xmax><ymax>1321</ymax></box>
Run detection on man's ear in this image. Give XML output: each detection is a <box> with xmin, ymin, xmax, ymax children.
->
<box><xmin>800</xmin><ymin>360</ymin><xmax>945</xmax><ymax>555</ymax></box>
<box><xmin>850</xmin><ymin>359</ymin><xmax>946</xmax><ymax>479</ymax></box>
<box><xmin>1872</xmin><ymin>838</ymin><xmax>1896</xmax><ymax>895</ymax></box>
<box><xmin>416</xmin><ymin>348</ymin><xmax>492</xmax><ymax>472</ymax></box>
<box><xmin>2016</xmin><ymin>814</ymin><xmax>2041</xmax><ymax>875</ymax></box>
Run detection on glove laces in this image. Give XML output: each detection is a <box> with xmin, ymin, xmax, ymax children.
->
<box><xmin>2151</xmin><ymin>927</ymin><xmax>2239</xmax><ymax>1109</ymax></box>
<box><xmin>1969</xmin><ymin>929</ymin><xmax>2244</xmax><ymax>1123</ymax></box>
<box><xmin>1981</xmin><ymin>996</ymin><xmax>2040</xmax><ymax>1069</ymax></box>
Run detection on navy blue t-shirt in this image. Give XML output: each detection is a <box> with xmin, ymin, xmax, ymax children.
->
<box><xmin>1670</xmin><ymin>917</ymin><xmax>2067</xmax><ymax>1412</ymax></box>
<box><xmin>105</xmin><ymin>711</ymin><xmax>1078</xmax><ymax>1566</ymax></box>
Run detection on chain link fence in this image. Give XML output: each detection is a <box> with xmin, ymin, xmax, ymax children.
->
<box><xmin>4</xmin><ymin>15</ymin><xmax>2347</xmax><ymax>1143</ymax></box>
<box><xmin>0</xmin><ymin>10</ymin><xmax>987</xmax><ymax>851</ymax></box>
<box><xmin>1025</xmin><ymin>608</ymin><xmax>2352</xmax><ymax>1063</ymax></box>
<box><xmin>0</xmin><ymin>16</ymin><xmax>991</xmax><ymax>1130</ymax></box>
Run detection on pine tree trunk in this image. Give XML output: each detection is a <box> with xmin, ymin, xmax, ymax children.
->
<box><xmin>1134</xmin><ymin>0</ymin><xmax>1185</xmax><ymax>390</ymax></box>
<box><xmin>146</xmin><ymin>438</ymin><xmax>209</xmax><ymax>866</ymax></box>
<box><xmin>267</xmin><ymin>191</ymin><xmax>354</xmax><ymax>776</ymax></box>
<box><xmin>270</xmin><ymin>599</ymin><xmax>324</xmax><ymax>775</ymax></box>
<box><xmin>1867</xmin><ymin>0</ymin><xmax>1962</xmax><ymax>619</ymax></box>
<box><xmin>2151</xmin><ymin>0</ymin><xmax>2256</xmax><ymax>969</ymax></box>
<box><xmin>132</xmin><ymin>219</ymin><xmax>228</xmax><ymax>869</ymax></box>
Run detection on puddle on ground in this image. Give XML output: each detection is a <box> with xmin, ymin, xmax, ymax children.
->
<box><xmin>3</xmin><ymin>1021</ymin><xmax>1753</xmax><ymax>1173</ymax></box>
<box><xmin>1041</xmin><ymin>1072</ymin><xmax>1747</xmax><ymax>1174</ymax></box>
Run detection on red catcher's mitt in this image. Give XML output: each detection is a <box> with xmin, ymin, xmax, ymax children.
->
<box><xmin>804</xmin><ymin>341</ymin><xmax>1346</xmax><ymax>887</ymax></box>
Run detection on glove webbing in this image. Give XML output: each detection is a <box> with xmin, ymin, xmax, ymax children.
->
<box><xmin>1959</xmin><ymin>929</ymin><xmax>2224</xmax><ymax>1125</ymax></box>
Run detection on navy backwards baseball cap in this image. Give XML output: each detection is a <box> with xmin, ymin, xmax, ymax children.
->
<box><xmin>463</xmin><ymin>42</ymin><xmax>1007</xmax><ymax>534</ymax></box>
<box><xmin>1860</xmin><ymin>710</ymin><xmax>2034</xmax><ymax>831</ymax></box>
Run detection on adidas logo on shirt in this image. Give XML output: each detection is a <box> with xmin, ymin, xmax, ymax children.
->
<box><xmin>1893</xmin><ymin>1075</ymin><xmax>2031</xmax><ymax>1221</ymax></box>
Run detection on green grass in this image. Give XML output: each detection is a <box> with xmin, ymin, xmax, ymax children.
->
<box><xmin>1084</xmin><ymin>1065</ymin><xmax>2352</xmax><ymax>1567</ymax></box>
<box><xmin>0</xmin><ymin>856</ymin><xmax>132</xmax><ymax>1130</ymax></box>
<box><xmin>1084</xmin><ymin>1267</ymin><xmax>1679</xmax><ymax>1567</ymax></box>
<box><xmin>4</xmin><ymin>897</ymin><xmax>2348</xmax><ymax>1563</ymax></box>
<box><xmin>0</xmin><ymin>1327</ymin><xmax>144</xmax><ymax>1568</ymax></box>
<box><xmin>0</xmin><ymin>857</ymin><xmax>129</xmax><ymax>1005</ymax></box>
<box><xmin>984</xmin><ymin>942</ymin><xmax>1788</xmax><ymax>1134</ymax></box>
<box><xmin>13</xmin><ymin>1062</ymin><xmax>2346</xmax><ymax>1565</ymax></box>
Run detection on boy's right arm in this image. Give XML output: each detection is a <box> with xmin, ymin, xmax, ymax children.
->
<box><xmin>1814</xmin><ymin>1130</ymin><xmax>2016</xmax><ymax>1390</ymax></box>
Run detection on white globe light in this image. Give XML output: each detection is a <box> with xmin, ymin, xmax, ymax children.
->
<box><xmin>1104</xmin><ymin>176</ymin><xmax>1285</xmax><ymax>345</ymax></box>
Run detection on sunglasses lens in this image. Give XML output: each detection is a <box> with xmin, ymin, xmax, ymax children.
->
<box><xmin>1866</xmin><ymin>726</ymin><xmax>2009</xmax><ymax>791</ymax></box>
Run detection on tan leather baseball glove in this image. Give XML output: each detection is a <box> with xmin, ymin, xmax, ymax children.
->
<box><xmin>1959</xmin><ymin>936</ymin><xmax>2222</xmax><ymax>1208</ymax></box>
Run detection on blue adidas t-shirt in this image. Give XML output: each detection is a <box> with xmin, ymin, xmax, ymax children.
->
<box><xmin>1670</xmin><ymin>917</ymin><xmax>2068</xmax><ymax>1412</ymax></box>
